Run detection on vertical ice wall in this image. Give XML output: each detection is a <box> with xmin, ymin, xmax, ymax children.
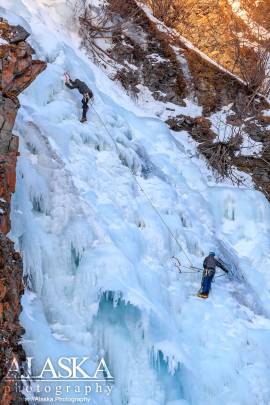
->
<box><xmin>1</xmin><ymin>0</ymin><xmax>270</xmax><ymax>403</ymax></box>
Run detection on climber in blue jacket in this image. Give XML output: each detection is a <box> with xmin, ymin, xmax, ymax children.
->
<box><xmin>197</xmin><ymin>252</ymin><xmax>228</xmax><ymax>298</ymax></box>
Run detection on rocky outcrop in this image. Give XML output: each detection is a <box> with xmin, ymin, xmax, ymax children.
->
<box><xmin>0</xmin><ymin>18</ymin><xmax>46</xmax><ymax>403</ymax></box>
<box><xmin>110</xmin><ymin>20</ymin><xmax>187</xmax><ymax>105</ymax></box>
<box><xmin>0</xmin><ymin>19</ymin><xmax>46</xmax><ymax>235</ymax></box>
<box><xmin>0</xmin><ymin>235</ymin><xmax>25</xmax><ymax>404</ymax></box>
<box><xmin>144</xmin><ymin>0</ymin><xmax>267</xmax><ymax>78</ymax></box>
<box><xmin>94</xmin><ymin>1</ymin><xmax>270</xmax><ymax>201</ymax></box>
<box><xmin>166</xmin><ymin>112</ymin><xmax>270</xmax><ymax>197</ymax></box>
<box><xmin>103</xmin><ymin>0</ymin><xmax>266</xmax><ymax>113</ymax></box>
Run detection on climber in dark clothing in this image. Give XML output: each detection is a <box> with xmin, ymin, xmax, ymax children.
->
<box><xmin>64</xmin><ymin>73</ymin><xmax>93</xmax><ymax>123</ymax></box>
<box><xmin>198</xmin><ymin>252</ymin><xmax>228</xmax><ymax>298</ymax></box>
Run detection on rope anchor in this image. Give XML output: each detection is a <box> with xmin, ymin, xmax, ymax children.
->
<box><xmin>172</xmin><ymin>256</ymin><xmax>203</xmax><ymax>274</ymax></box>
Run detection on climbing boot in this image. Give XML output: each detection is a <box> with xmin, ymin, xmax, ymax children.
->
<box><xmin>80</xmin><ymin>117</ymin><xmax>87</xmax><ymax>123</ymax></box>
<box><xmin>197</xmin><ymin>292</ymin><xmax>208</xmax><ymax>299</ymax></box>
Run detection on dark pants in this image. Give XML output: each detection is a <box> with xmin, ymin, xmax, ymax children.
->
<box><xmin>81</xmin><ymin>93</ymin><xmax>90</xmax><ymax>119</ymax></box>
<box><xmin>201</xmin><ymin>269</ymin><xmax>215</xmax><ymax>295</ymax></box>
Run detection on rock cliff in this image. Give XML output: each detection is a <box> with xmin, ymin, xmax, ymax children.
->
<box><xmin>0</xmin><ymin>18</ymin><xmax>46</xmax><ymax>403</ymax></box>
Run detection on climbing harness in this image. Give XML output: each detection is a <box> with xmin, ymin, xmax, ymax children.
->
<box><xmin>212</xmin><ymin>273</ymin><xmax>227</xmax><ymax>284</ymax></box>
<box><xmin>215</xmin><ymin>273</ymin><xmax>227</xmax><ymax>278</ymax></box>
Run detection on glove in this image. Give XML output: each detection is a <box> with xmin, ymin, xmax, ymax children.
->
<box><xmin>64</xmin><ymin>72</ymin><xmax>71</xmax><ymax>84</ymax></box>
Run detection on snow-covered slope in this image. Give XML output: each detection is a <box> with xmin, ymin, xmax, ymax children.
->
<box><xmin>1</xmin><ymin>0</ymin><xmax>270</xmax><ymax>404</ymax></box>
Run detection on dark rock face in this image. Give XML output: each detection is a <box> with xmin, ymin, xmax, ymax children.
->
<box><xmin>103</xmin><ymin>0</ymin><xmax>187</xmax><ymax>103</ymax></box>
<box><xmin>0</xmin><ymin>18</ymin><xmax>46</xmax><ymax>403</ymax></box>
<box><xmin>9</xmin><ymin>25</ymin><xmax>30</xmax><ymax>44</ymax></box>
<box><xmin>166</xmin><ymin>115</ymin><xmax>216</xmax><ymax>142</ymax></box>
<box><xmin>0</xmin><ymin>19</ymin><xmax>46</xmax><ymax>235</ymax></box>
<box><xmin>0</xmin><ymin>234</ymin><xmax>26</xmax><ymax>404</ymax></box>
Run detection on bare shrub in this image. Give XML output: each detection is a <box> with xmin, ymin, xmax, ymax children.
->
<box><xmin>233</xmin><ymin>38</ymin><xmax>270</xmax><ymax>97</ymax></box>
<box><xmin>226</xmin><ymin>11</ymin><xmax>270</xmax><ymax>97</ymax></box>
<box><xmin>78</xmin><ymin>4</ymin><xmax>117</xmax><ymax>64</ymax></box>
<box><xmin>199</xmin><ymin>136</ymin><xmax>243</xmax><ymax>184</ymax></box>
<box><xmin>149</xmin><ymin>0</ymin><xmax>185</xmax><ymax>28</ymax></box>
<box><xmin>197</xmin><ymin>10</ymin><xmax>270</xmax><ymax>183</ymax></box>
<box><xmin>78</xmin><ymin>0</ymin><xmax>138</xmax><ymax>65</ymax></box>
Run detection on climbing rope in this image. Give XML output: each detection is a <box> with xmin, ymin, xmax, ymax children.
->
<box><xmin>132</xmin><ymin>178</ymin><xmax>194</xmax><ymax>267</ymax></box>
<box><xmin>90</xmin><ymin>102</ymin><xmax>195</xmax><ymax>270</ymax></box>
<box><xmin>90</xmin><ymin>102</ymin><xmax>230</xmax><ymax>279</ymax></box>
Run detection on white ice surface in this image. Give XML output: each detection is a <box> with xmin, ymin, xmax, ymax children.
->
<box><xmin>1</xmin><ymin>0</ymin><xmax>270</xmax><ymax>404</ymax></box>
